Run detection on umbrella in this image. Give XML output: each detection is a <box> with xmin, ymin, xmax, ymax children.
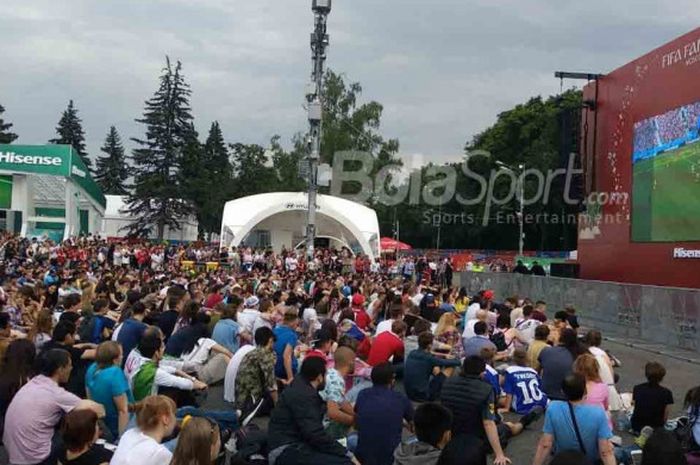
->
<box><xmin>380</xmin><ymin>237</ymin><xmax>412</xmax><ymax>253</ymax></box>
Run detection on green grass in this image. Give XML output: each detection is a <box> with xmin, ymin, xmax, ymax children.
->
<box><xmin>632</xmin><ymin>141</ymin><xmax>700</xmax><ymax>241</ymax></box>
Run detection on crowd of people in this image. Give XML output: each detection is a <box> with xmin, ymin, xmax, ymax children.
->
<box><xmin>0</xmin><ymin>233</ymin><xmax>697</xmax><ymax>465</ymax></box>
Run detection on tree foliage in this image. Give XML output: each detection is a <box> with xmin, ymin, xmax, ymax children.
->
<box><xmin>126</xmin><ymin>57</ymin><xmax>194</xmax><ymax>240</ymax></box>
<box><xmin>0</xmin><ymin>104</ymin><xmax>18</xmax><ymax>144</ymax></box>
<box><xmin>94</xmin><ymin>126</ymin><xmax>129</xmax><ymax>195</ymax></box>
<box><xmin>50</xmin><ymin>100</ymin><xmax>90</xmax><ymax>169</ymax></box>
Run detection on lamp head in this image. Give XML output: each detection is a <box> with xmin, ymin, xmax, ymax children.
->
<box><xmin>312</xmin><ymin>0</ymin><xmax>331</xmax><ymax>13</ymax></box>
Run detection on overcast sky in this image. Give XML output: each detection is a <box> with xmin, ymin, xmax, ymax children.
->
<box><xmin>1</xmin><ymin>0</ymin><xmax>698</xmax><ymax>170</ymax></box>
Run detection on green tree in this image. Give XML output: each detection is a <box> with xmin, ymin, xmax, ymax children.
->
<box><xmin>319</xmin><ymin>70</ymin><xmax>402</xmax><ymax>196</ymax></box>
<box><xmin>126</xmin><ymin>57</ymin><xmax>194</xmax><ymax>240</ymax></box>
<box><xmin>50</xmin><ymin>100</ymin><xmax>90</xmax><ymax>169</ymax></box>
<box><xmin>229</xmin><ymin>142</ymin><xmax>278</xmax><ymax>198</ymax></box>
<box><xmin>94</xmin><ymin>126</ymin><xmax>129</xmax><ymax>195</ymax></box>
<box><xmin>271</xmin><ymin>134</ymin><xmax>306</xmax><ymax>192</ymax></box>
<box><xmin>0</xmin><ymin>104</ymin><xmax>18</xmax><ymax>144</ymax></box>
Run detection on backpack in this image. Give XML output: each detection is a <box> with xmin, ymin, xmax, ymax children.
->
<box><xmin>674</xmin><ymin>415</ymin><xmax>700</xmax><ymax>453</ymax></box>
<box><xmin>490</xmin><ymin>331</ymin><xmax>508</xmax><ymax>352</ymax></box>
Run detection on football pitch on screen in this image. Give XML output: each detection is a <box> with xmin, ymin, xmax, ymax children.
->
<box><xmin>632</xmin><ymin>141</ymin><xmax>700</xmax><ymax>242</ymax></box>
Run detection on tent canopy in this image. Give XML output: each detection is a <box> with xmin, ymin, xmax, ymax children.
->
<box><xmin>380</xmin><ymin>237</ymin><xmax>412</xmax><ymax>253</ymax></box>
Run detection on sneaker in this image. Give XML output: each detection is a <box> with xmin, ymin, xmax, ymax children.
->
<box><xmin>241</xmin><ymin>397</ymin><xmax>265</xmax><ymax>427</ymax></box>
<box><xmin>635</xmin><ymin>426</ymin><xmax>654</xmax><ymax>448</ymax></box>
<box><xmin>520</xmin><ymin>406</ymin><xmax>545</xmax><ymax>428</ymax></box>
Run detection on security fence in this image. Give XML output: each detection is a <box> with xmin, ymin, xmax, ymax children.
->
<box><xmin>456</xmin><ymin>272</ymin><xmax>700</xmax><ymax>353</ymax></box>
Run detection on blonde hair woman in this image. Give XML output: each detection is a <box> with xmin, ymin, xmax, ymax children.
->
<box><xmin>434</xmin><ymin>312</ymin><xmax>464</xmax><ymax>359</ymax></box>
<box><xmin>170</xmin><ymin>417</ymin><xmax>221</xmax><ymax>465</ymax></box>
<box><xmin>110</xmin><ymin>395</ymin><xmax>177</xmax><ymax>465</ymax></box>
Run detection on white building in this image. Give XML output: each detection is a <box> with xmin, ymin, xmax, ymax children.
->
<box><xmin>101</xmin><ymin>195</ymin><xmax>199</xmax><ymax>242</ymax></box>
<box><xmin>220</xmin><ymin>192</ymin><xmax>380</xmax><ymax>259</ymax></box>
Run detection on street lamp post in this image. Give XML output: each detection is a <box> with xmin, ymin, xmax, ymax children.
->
<box><xmin>305</xmin><ymin>0</ymin><xmax>332</xmax><ymax>260</ymax></box>
<box><xmin>496</xmin><ymin>161</ymin><xmax>525</xmax><ymax>256</ymax></box>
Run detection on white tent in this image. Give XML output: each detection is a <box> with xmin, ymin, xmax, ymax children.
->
<box><xmin>220</xmin><ymin>192</ymin><xmax>380</xmax><ymax>259</ymax></box>
<box><xmin>101</xmin><ymin>195</ymin><xmax>199</xmax><ymax>242</ymax></box>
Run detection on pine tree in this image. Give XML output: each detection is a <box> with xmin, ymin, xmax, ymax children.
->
<box><xmin>125</xmin><ymin>57</ymin><xmax>194</xmax><ymax>240</ymax></box>
<box><xmin>0</xmin><ymin>104</ymin><xmax>18</xmax><ymax>144</ymax></box>
<box><xmin>50</xmin><ymin>100</ymin><xmax>91</xmax><ymax>169</ymax></box>
<box><xmin>94</xmin><ymin>126</ymin><xmax>129</xmax><ymax>195</ymax></box>
<box><xmin>200</xmin><ymin>121</ymin><xmax>232</xmax><ymax>238</ymax></box>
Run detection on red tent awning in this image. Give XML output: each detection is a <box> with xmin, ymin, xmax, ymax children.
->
<box><xmin>380</xmin><ymin>237</ymin><xmax>412</xmax><ymax>252</ymax></box>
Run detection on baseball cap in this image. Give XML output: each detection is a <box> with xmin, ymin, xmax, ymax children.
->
<box><xmin>244</xmin><ymin>296</ymin><xmax>260</xmax><ymax>308</ymax></box>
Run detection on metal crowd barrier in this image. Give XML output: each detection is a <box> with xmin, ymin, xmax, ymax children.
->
<box><xmin>456</xmin><ymin>271</ymin><xmax>700</xmax><ymax>353</ymax></box>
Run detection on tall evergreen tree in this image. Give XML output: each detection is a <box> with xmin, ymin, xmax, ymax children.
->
<box><xmin>94</xmin><ymin>126</ymin><xmax>129</xmax><ymax>195</ymax></box>
<box><xmin>50</xmin><ymin>100</ymin><xmax>91</xmax><ymax>169</ymax></box>
<box><xmin>0</xmin><ymin>104</ymin><xmax>18</xmax><ymax>144</ymax></box>
<box><xmin>125</xmin><ymin>57</ymin><xmax>194</xmax><ymax>240</ymax></box>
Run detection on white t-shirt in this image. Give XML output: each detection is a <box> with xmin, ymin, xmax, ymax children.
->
<box><xmin>110</xmin><ymin>428</ymin><xmax>172</xmax><ymax>465</ymax></box>
<box><xmin>285</xmin><ymin>256</ymin><xmax>298</xmax><ymax>271</ymax></box>
<box><xmin>375</xmin><ymin>319</ymin><xmax>395</xmax><ymax>336</ymax></box>
<box><xmin>224</xmin><ymin>345</ymin><xmax>256</xmax><ymax>403</ymax></box>
<box><xmin>238</xmin><ymin>309</ymin><xmax>261</xmax><ymax>335</ymax></box>
<box><xmin>465</xmin><ymin>303</ymin><xmax>481</xmax><ymax>322</ymax></box>
<box><xmin>182</xmin><ymin>338</ymin><xmax>218</xmax><ymax>365</ymax></box>
<box><xmin>411</xmin><ymin>293</ymin><xmax>424</xmax><ymax>307</ymax></box>
<box><xmin>514</xmin><ymin>318</ymin><xmax>540</xmax><ymax>345</ymax></box>
<box><xmin>462</xmin><ymin>319</ymin><xmax>479</xmax><ymax>339</ymax></box>
<box><xmin>509</xmin><ymin>307</ymin><xmax>524</xmax><ymax>328</ymax></box>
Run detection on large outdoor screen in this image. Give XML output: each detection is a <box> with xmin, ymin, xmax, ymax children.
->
<box><xmin>631</xmin><ymin>101</ymin><xmax>700</xmax><ymax>242</ymax></box>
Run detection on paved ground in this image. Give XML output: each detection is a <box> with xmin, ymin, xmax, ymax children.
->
<box><xmin>202</xmin><ymin>337</ymin><xmax>700</xmax><ymax>465</ymax></box>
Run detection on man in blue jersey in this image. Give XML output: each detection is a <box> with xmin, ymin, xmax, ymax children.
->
<box><xmin>501</xmin><ymin>348</ymin><xmax>548</xmax><ymax>415</ymax></box>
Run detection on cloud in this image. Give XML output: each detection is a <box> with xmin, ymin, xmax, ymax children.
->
<box><xmin>0</xmin><ymin>0</ymin><xmax>697</xmax><ymax>167</ymax></box>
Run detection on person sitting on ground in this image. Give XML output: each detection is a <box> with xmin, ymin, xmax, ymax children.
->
<box><xmin>375</xmin><ymin>303</ymin><xmax>404</xmax><ymax>336</ymax></box>
<box><xmin>320</xmin><ymin>347</ymin><xmax>356</xmax><ymax>439</ymax></box>
<box><xmin>641</xmin><ymin>428</ymin><xmax>689</xmax><ymax>465</ymax></box>
<box><xmin>434</xmin><ymin>312</ymin><xmax>464</xmax><ymax>359</ymax></box>
<box><xmin>526</xmin><ymin>324</ymin><xmax>550</xmax><ymax>371</ymax></box>
<box><xmin>0</xmin><ymin>339</ymin><xmax>36</xmax><ymax>432</ymax></box>
<box><xmin>631</xmin><ymin>361</ymin><xmax>674</xmax><ymax>434</ymax></box>
<box><xmin>170</xmin><ymin>416</ymin><xmax>221</xmax><ymax>465</ymax></box>
<box><xmin>274</xmin><ymin>310</ymin><xmax>301</xmax><ymax>385</ymax></box>
<box><xmin>532</xmin><ymin>373</ymin><xmax>615</xmax><ymax>465</ymax></box>
<box><xmin>367</xmin><ymin>320</ymin><xmax>407</xmax><ymax>368</ymax></box>
<box><xmin>404</xmin><ymin>332</ymin><xmax>460</xmax><ymax>402</ymax></box>
<box><xmin>115</xmin><ymin>301</ymin><xmax>148</xmax><ymax>367</ymax></box>
<box><xmin>211</xmin><ymin>302</ymin><xmax>243</xmax><ymax>354</ymax></box>
<box><xmin>3</xmin><ymin>349</ymin><xmax>106</xmax><ymax>465</ymax></box>
<box><xmin>404</xmin><ymin>318</ymin><xmax>432</xmax><ymax>356</ymax></box>
<box><xmin>267</xmin><ymin>357</ymin><xmax>356</xmax><ymax>465</ymax></box>
<box><xmin>110</xmin><ymin>395</ymin><xmax>177</xmax><ymax>465</ymax></box>
<box><xmin>574</xmin><ymin>353</ymin><xmax>612</xmax><ymax>430</ymax></box>
<box><xmin>85</xmin><ymin>299</ymin><xmax>117</xmax><ymax>344</ymax></box>
<box><xmin>393</xmin><ymin>403</ymin><xmax>453</xmax><ymax>465</ymax></box>
<box><xmin>501</xmin><ymin>348</ymin><xmax>548</xmax><ymax>415</ymax></box>
<box><xmin>59</xmin><ymin>409</ymin><xmax>114</xmax><ymax>465</ymax></box>
<box><xmin>355</xmin><ymin>363</ymin><xmax>414</xmax><ymax>465</ymax></box>
<box><xmin>514</xmin><ymin>305</ymin><xmax>541</xmax><ymax>347</ymax></box>
<box><xmin>235</xmin><ymin>326</ymin><xmax>279</xmax><ymax>417</ymax></box>
<box><xmin>130</xmin><ymin>327</ymin><xmax>207</xmax><ymax>405</ymax></box>
<box><xmin>42</xmin><ymin>320</ymin><xmax>97</xmax><ymax>398</ymax></box>
<box><xmin>585</xmin><ymin>330</ymin><xmax>621</xmax><ymax>411</ymax></box>
<box><xmin>532</xmin><ymin>300</ymin><xmax>548</xmax><ymax>322</ymax></box>
<box><xmin>304</xmin><ymin>328</ymin><xmax>335</xmax><ymax>363</ymax></box>
<box><xmin>165</xmin><ymin>311</ymin><xmax>232</xmax><ymax>385</ymax></box>
<box><xmin>539</xmin><ymin>328</ymin><xmax>582</xmax><ymax>400</ymax></box>
<box><xmin>85</xmin><ymin>341</ymin><xmax>133</xmax><ymax>439</ymax></box>
<box><xmin>547</xmin><ymin>311</ymin><xmax>572</xmax><ymax>345</ymax></box>
<box><xmin>463</xmin><ymin>321</ymin><xmax>498</xmax><ymax>358</ymax></box>
<box><xmin>440</xmin><ymin>356</ymin><xmax>540</xmax><ymax>465</ymax></box>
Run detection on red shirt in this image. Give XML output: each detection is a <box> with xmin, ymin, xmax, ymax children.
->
<box><xmin>353</xmin><ymin>308</ymin><xmax>371</xmax><ymax>331</ymax></box>
<box><xmin>367</xmin><ymin>331</ymin><xmax>404</xmax><ymax>367</ymax></box>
